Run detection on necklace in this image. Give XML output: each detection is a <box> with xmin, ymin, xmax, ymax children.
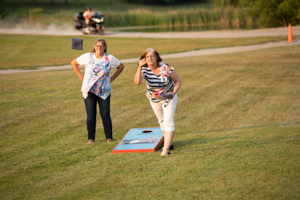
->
<box><xmin>95</xmin><ymin>53</ymin><xmax>103</xmax><ymax>59</ymax></box>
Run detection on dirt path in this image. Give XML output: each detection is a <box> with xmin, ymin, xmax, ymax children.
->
<box><xmin>1</xmin><ymin>26</ymin><xmax>300</xmax><ymax>38</ymax></box>
<box><xmin>105</xmin><ymin>26</ymin><xmax>300</xmax><ymax>38</ymax></box>
<box><xmin>0</xmin><ymin>26</ymin><xmax>299</xmax><ymax>74</ymax></box>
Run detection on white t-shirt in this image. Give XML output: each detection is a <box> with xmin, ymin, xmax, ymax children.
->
<box><xmin>77</xmin><ymin>52</ymin><xmax>121</xmax><ymax>99</ymax></box>
<box><xmin>76</xmin><ymin>53</ymin><xmax>120</xmax><ymax>68</ymax></box>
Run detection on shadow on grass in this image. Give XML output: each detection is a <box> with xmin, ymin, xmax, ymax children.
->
<box><xmin>174</xmin><ymin>121</ymin><xmax>300</xmax><ymax>152</ymax></box>
<box><xmin>185</xmin><ymin>121</ymin><xmax>300</xmax><ymax>135</ymax></box>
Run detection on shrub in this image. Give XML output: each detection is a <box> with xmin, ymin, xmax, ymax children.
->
<box><xmin>0</xmin><ymin>5</ymin><xmax>9</xmax><ymax>19</ymax></box>
<box><xmin>28</xmin><ymin>8</ymin><xmax>43</xmax><ymax>21</ymax></box>
<box><xmin>16</xmin><ymin>9</ymin><xmax>29</xmax><ymax>20</ymax></box>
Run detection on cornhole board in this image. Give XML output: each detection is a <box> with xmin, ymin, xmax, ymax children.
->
<box><xmin>112</xmin><ymin>127</ymin><xmax>164</xmax><ymax>154</ymax></box>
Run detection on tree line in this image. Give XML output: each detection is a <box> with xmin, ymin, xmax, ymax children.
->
<box><xmin>31</xmin><ymin>0</ymin><xmax>68</xmax><ymax>4</ymax></box>
<box><xmin>211</xmin><ymin>0</ymin><xmax>300</xmax><ymax>27</ymax></box>
<box><xmin>122</xmin><ymin>0</ymin><xmax>300</xmax><ymax>27</ymax></box>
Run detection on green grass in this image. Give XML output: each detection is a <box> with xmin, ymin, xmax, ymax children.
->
<box><xmin>0</xmin><ymin>34</ymin><xmax>288</xmax><ymax>69</ymax></box>
<box><xmin>0</xmin><ymin>42</ymin><xmax>299</xmax><ymax>199</ymax></box>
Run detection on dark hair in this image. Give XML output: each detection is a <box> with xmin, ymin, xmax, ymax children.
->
<box><xmin>92</xmin><ymin>38</ymin><xmax>107</xmax><ymax>53</ymax></box>
<box><xmin>140</xmin><ymin>48</ymin><xmax>162</xmax><ymax>63</ymax></box>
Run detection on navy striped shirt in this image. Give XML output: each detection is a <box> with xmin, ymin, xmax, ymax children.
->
<box><xmin>142</xmin><ymin>62</ymin><xmax>174</xmax><ymax>102</ymax></box>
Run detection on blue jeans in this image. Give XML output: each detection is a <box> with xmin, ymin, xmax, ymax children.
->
<box><xmin>84</xmin><ymin>92</ymin><xmax>112</xmax><ymax>141</ymax></box>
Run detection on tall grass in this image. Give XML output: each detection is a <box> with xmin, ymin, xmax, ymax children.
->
<box><xmin>6</xmin><ymin>5</ymin><xmax>255</xmax><ymax>29</ymax></box>
<box><xmin>105</xmin><ymin>7</ymin><xmax>254</xmax><ymax>28</ymax></box>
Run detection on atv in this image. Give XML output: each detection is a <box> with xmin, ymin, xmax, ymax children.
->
<box><xmin>74</xmin><ymin>11</ymin><xmax>105</xmax><ymax>35</ymax></box>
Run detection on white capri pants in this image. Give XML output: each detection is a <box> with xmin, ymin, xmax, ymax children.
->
<box><xmin>150</xmin><ymin>94</ymin><xmax>178</xmax><ymax>132</ymax></box>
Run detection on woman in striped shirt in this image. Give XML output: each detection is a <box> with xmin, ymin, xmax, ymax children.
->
<box><xmin>134</xmin><ymin>48</ymin><xmax>181</xmax><ymax>156</ymax></box>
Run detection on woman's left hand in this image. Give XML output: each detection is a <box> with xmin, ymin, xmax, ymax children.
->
<box><xmin>167</xmin><ymin>92</ymin><xmax>174</xmax><ymax>99</ymax></box>
<box><xmin>110</xmin><ymin>62</ymin><xmax>124</xmax><ymax>83</ymax></box>
<box><xmin>169</xmin><ymin>70</ymin><xmax>181</xmax><ymax>99</ymax></box>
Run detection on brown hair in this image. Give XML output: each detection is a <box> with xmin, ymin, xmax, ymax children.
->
<box><xmin>92</xmin><ymin>38</ymin><xmax>107</xmax><ymax>53</ymax></box>
<box><xmin>139</xmin><ymin>48</ymin><xmax>162</xmax><ymax>63</ymax></box>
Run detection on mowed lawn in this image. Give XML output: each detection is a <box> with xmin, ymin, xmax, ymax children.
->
<box><xmin>0</xmin><ymin>43</ymin><xmax>299</xmax><ymax>199</ymax></box>
<box><xmin>0</xmin><ymin>34</ymin><xmax>287</xmax><ymax>70</ymax></box>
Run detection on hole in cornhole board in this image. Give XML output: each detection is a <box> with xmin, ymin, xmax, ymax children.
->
<box><xmin>142</xmin><ymin>130</ymin><xmax>153</xmax><ymax>133</ymax></box>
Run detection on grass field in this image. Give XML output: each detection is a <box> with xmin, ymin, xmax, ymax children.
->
<box><xmin>0</xmin><ymin>34</ymin><xmax>288</xmax><ymax>70</ymax></box>
<box><xmin>0</xmin><ymin>37</ymin><xmax>299</xmax><ymax>199</ymax></box>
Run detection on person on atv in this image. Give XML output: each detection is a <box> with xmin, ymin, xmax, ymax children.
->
<box><xmin>83</xmin><ymin>6</ymin><xmax>95</xmax><ymax>33</ymax></box>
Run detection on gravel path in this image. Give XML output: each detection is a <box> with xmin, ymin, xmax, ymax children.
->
<box><xmin>0</xmin><ymin>26</ymin><xmax>299</xmax><ymax>74</ymax></box>
<box><xmin>1</xmin><ymin>26</ymin><xmax>300</xmax><ymax>38</ymax></box>
<box><xmin>105</xmin><ymin>26</ymin><xmax>300</xmax><ymax>38</ymax></box>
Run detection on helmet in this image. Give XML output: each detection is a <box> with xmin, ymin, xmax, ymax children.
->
<box><xmin>86</xmin><ymin>6</ymin><xmax>92</xmax><ymax>10</ymax></box>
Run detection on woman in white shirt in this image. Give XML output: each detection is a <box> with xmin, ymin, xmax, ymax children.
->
<box><xmin>71</xmin><ymin>38</ymin><xmax>124</xmax><ymax>144</ymax></box>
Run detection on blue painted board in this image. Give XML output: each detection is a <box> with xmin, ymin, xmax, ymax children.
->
<box><xmin>112</xmin><ymin>127</ymin><xmax>164</xmax><ymax>153</ymax></box>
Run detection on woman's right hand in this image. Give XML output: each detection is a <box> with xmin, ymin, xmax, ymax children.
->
<box><xmin>134</xmin><ymin>60</ymin><xmax>146</xmax><ymax>85</ymax></box>
<box><xmin>139</xmin><ymin>59</ymin><xmax>147</xmax><ymax>68</ymax></box>
<box><xmin>71</xmin><ymin>59</ymin><xmax>84</xmax><ymax>82</ymax></box>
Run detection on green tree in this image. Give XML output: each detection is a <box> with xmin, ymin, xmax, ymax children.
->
<box><xmin>0</xmin><ymin>5</ymin><xmax>9</xmax><ymax>19</ymax></box>
<box><xmin>121</xmin><ymin>0</ymin><xmax>207</xmax><ymax>4</ymax></box>
<box><xmin>210</xmin><ymin>0</ymin><xmax>242</xmax><ymax>8</ymax></box>
<box><xmin>246</xmin><ymin>0</ymin><xmax>300</xmax><ymax>27</ymax></box>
